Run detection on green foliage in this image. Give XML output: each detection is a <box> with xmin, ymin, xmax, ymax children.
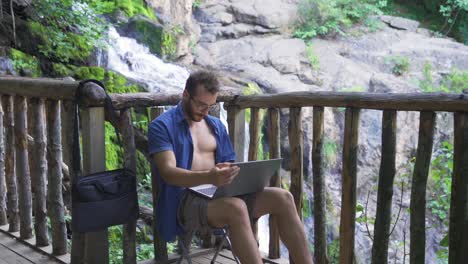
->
<box><xmin>162</xmin><ymin>26</ymin><xmax>183</xmax><ymax>60</ymax></box>
<box><xmin>384</xmin><ymin>56</ymin><xmax>410</xmax><ymax>76</ymax></box>
<box><xmin>51</xmin><ymin>63</ymin><xmax>75</xmax><ymax>77</ymax></box>
<box><xmin>323</xmin><ymin>138</ymin><xmax>338</xmax><ymax>169</ymax></box>
<box><xmin>8</xmin><ymin>48</ymin><xmax>41</xmax><ymax>77</ymax></box>
<box><xmin>306</xmin><ymin>44</ymin><xmax>320</xmax><ymax>70</ymax></box>
<box><xmin>356</xmin><ymin>202</ymin><xmax>375</xmax><ymax>225</ymax></box>
<box><xmin>114</xmin><ymin>0</ymin><xmax>156</xmax><ymax>19</ymax></box>
<box><xmin>30</xmin><ymin>0</ymin><xmax>106</xmax><ymax>64</ymax></box>
<box><xmin>85</xmin><ymin>0</ymin><xmax>117</xmax><ymax>14</ymax></box>
<box><xmin>193</xmin><ymin>0</ymin><xmax>202</xmax><ymax>9</ymax></box>
<box><xmin>293</xmin><ymin>0</ymin><xmax>387</xmax><ymax>39</ymax></box>
<box><xmin>75</xmin><ymin>66</ymin><xmax>106</xmax><ymax>80</ymax></box>
<box><xmin>327</xmin><ymin>238</ymin><xmax>340</xmax><ymax>264</ymax></box>
<box><xmin>419</xmin><ymin>62</ymin><xmax>468</xmax><ymax>93</ymax></box>
<box><xmin>303</xmin><ymin>195</ymin><xmax>312</xmax><ymax>218</ymax></box>
<box><xmin>428</xmin><ymin>141</ymin><xmax>453</xmax><ymax>223</ymax></box>
<box><xmin>427</xmin><ymin>141</ymin><xmax>453</xmax><ymax>263</ymax></box>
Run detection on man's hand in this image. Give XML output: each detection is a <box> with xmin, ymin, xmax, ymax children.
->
<box><xmin>208</xmin><ymin>163</ymin><xmax>240</xmax><ymax>187</ymax></box>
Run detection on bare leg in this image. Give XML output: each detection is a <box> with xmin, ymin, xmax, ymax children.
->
<box><xmin>207</xmin><ymin>197</ymin><xmax>263</xmax><ymax>264</ymax></box>
<box><xmin>253</xmin><ymin>187</ymin><xmax>313</xmax><ymax>264</ymax></box>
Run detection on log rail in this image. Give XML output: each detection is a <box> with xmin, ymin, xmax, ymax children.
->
<box><xmin>0</xmin><ymin>77</ymin><xmax>467</xmax><ymax>264</ymax></box>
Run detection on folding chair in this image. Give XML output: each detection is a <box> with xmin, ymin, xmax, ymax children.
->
<box><xmin>177</xmin><ymin>227</ymin><xmax>240</xmax><ymax>264</ymax></box>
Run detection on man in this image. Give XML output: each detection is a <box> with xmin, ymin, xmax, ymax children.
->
<box><xmin>148</xmin><ymin>70</ymin><xmax>313</xmax><ymax>263</ymax></box>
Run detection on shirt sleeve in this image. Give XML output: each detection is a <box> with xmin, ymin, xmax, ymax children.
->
<box><xmin>219</xmin><ymin>120</ymin><xmax>236</xmax><ymax>162</ymax></box>
<box><xmin>148</xmin><ymin>119</ymin><xmax>173</xmax><ymax>155</ymax></box>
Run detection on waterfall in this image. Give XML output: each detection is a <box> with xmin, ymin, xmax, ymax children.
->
<box><xmin>106</xmin><ymin>26</ymin><xmax>189</xmax><ymax>93</ymax></box>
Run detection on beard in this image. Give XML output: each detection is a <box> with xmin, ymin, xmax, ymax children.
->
<box><xmin>183</xmin><ymin>100</ymin><xmax>204</xmax><ymax>122</ymax></box>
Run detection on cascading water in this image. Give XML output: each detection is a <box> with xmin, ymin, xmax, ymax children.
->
<box><xmin>106</xmin><ymin>26</ymin><xmax>189</xmax><ymax>93</ymax></box>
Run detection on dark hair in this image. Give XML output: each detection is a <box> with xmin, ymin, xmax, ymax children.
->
<box><xmin>185</xmin><ymin>70</ymin><xmax>220</xmax><ymax>95</ymax></box>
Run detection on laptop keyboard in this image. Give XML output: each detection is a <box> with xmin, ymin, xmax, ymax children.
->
<box><xmin>198</xmin><ymin>186</ymin><xmax>217</xmax><ymax>196</ymax></box>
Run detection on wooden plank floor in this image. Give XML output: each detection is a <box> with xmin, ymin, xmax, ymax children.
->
<box><xmin>140</xmin><ymin>248</ymin><xmax>290</xmax><ymax>264</ymax></box>
<box><xmin>0</xmin><ymin>230</ymin><xmax>64</xmax><ymax>264</ymax></box>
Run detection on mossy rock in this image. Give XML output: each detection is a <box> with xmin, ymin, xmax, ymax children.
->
<box><xmin>118</xmin><ymin>15</ymin><xmax>164</xmax><ymax>56</ymax></box>
<box><xmin>115</xmin><ymin>0</ymin><xmax>156</xmax><ymax>20</ymax></box>
<box><xmin>8</xmin><ymin>48</ymin><xmax>42</xmax><ymax>77</ymax></box>
<box><xmin>74</xmin><ymin>66</ymin><xmax>106</xmax><ymax>80</ymax></box>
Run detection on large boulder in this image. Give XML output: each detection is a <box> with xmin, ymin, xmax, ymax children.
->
<box><xmin>118</xmin><ymin>15</ymin><xmax>164</xmax><ymax>56</ymax></box>
<box><xmin>145</xmin><ymin>0</ymin><xmax>197</xmax><ymax>62</ymax></box>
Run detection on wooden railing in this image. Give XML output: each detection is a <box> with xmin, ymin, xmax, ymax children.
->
<box><xmin>0</xmin><ymin>76</ymin><xmax>467</xmax><ymax>264</ymax></box>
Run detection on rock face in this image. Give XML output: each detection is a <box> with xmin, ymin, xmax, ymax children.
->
<box><xmin>187</xmin><ymin>1</ymin><xmax>468</xmax><ymax>263</ymax></box>
<box><xmin>145</xmin><ymin>0</ymin><xmax>197</xmax><ymax>62</ymax></box>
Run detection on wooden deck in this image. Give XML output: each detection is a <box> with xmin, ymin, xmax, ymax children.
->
<box><xmin>0</xmin><ymin>228</ymin><xmax>65</xmax><ymax>264</ymax></box>
<box><xmin>139</xmin><ymin>248</ymin><xmax>289</xmax><ymax>264</ymax></box>
<box><xmin>1</xmin><ymin>226</ymin><xmax>288</xmax><ymax>264</ymax></box>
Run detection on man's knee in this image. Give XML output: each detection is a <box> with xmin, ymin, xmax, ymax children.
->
<box><xmin>274</xmin><ymin>188</ymin><xmax>295</xmax><ymax>210</ymax></box>
<box><xmin>218</xmin><ymin>198</ymin><xmax>250</xmax><ymax>225</ymax></box>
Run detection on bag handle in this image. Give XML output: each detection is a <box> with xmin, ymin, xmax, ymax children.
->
<box><xmin>72</xmin><ymin>79</ymin><xmax>124</xmax><ymax>183</ymax></box>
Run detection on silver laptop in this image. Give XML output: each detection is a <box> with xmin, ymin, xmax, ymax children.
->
<box><xmin>189</xmin><ymin>158</ymin><xmax>282</xmax><ymax>199</ymax></box>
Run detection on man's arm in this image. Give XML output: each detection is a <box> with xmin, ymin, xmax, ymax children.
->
<box><xmin>153</xmin><ymin>150</ymin><xmax>239</xmax><ymax>187</ymax></box>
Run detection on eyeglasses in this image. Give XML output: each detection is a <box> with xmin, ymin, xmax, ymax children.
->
<box><xmin>189</xmin><ymin>95</ymin><xmax>218</xmax><ymax>111</ymax></box>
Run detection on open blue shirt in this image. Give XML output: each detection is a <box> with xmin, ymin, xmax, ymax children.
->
<box><xmin>147</xmin><ymin>102</ymin><xmax>236</xmax><ymax>242</ymax></box>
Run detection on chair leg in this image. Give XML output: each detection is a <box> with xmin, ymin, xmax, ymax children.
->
<box><xmin>211</xmin><ymin>238</ymin><xmax>224</xmax><ymax>264</ymax></box>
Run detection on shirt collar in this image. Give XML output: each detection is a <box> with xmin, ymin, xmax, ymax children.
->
<box><xmin>174</xmin><ymin>101</ymin><xmax>186</xmax><ymax>124</ymax></box>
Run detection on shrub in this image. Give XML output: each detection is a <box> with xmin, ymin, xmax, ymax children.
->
<box><xmin>293</xmin><ymin>0</ymin><xmax>387</xmax><ymax>39</ymax></box>
<box><xmin>385</xmin><ymin>56</ymin><xmax>410</xmax><ymax>76</ymax></box>
<box><xmin>306</xmin><ymin>44</ymin><xmax>320</xmax><ymax>70</ymax></box>
<box><xmin>31</xmin><ymin>0</ymin><xmax>106</xmax><ymax>64</ymax></box>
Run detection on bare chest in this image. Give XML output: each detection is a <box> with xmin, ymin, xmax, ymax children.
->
<box><xmin>190</xmin><ymin>123</ymin><xmax>217</xmax><ymax>154</ymax></box>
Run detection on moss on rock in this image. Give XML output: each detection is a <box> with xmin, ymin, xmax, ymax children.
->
<box><xmin>8</xmin><ymin>48</ymin><xmax>42</xmax><ymax>77</ymax></box>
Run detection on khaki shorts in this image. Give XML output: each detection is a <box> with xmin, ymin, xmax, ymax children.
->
<box><xmin>177</xmin><ymin>190</ymin><xmax>257</xmax><ymax>234</ymax></box>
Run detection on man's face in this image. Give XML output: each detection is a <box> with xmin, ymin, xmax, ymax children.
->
<box><xmin>183</xmin><ymin>85</ymin><xmax>218</xmax><ymax>122</ymax></box>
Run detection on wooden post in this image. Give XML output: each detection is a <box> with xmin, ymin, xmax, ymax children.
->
<box><xmin>248</xmin><ymin>107</ymin><xmax>261</xmax><ymax>241</ymax></box>
<box><xmin>66</xmin><ymin>99</ymin><xmax>85</xmax><ymax>264</ymax></box>
<box><xmin>267</xmin><ymin>108</ymin><xmax>280</xmax><ymax>259</ymax></box>
<box><xmin>371</xmin><ymin>110</ymin><xmax>397</xmax><ymax>264</ymax></box>
<box><xmin>0</xmin><ymin>98</ymin><xmax>6</xmax><ymax>226</ymax></box>
<box><xmin>449</xmin><ymin>111</ymin><xmax>468</xmax><ymax>264</ymax></box>
<box><xmin>61</xmin><ymin>100</ymin><xmax>75</xmax><ymax>206</ymax></box>
<box><xmin>29</xmin><ymin>98</ymin><xmax>49</xmax><ymax>247</ymax></box>
<box><xmin>46</xmin><ymin>100</ymin><xmax>67</xmax><ymax>255</ymax></box>
<box><xmin>409</xmin><ymin>111</ymin><xmax>435</xmax><ymax>264</ymax></box>
<box><xmin>289</xmin><ymin>107</ymin><xmax>303</xmax><ymax>219</ymax></box>
<box><xmin>339</xmin><ymin>107</ymin><xmax>360</xmax><ymax>264</ymax></box>
<box><xmin>14</xmin><ymin>96</ymin><xmax>33</xmax><ymax>239</ymax></box>
<box><xmin>149</xmin><ymin>106</ymin><xmax>168</xmax><ymax>262</ymax></box>
<box><xmin>120</xmin><ymin>108</ymin><xmax>137</xmax><ymax>264</ymax></box>
<box><xmin>227</xmin><ymin>105</ymin><xmax>245</xmax><ymax>162</ymax></box>
<box><xmin>82</xmin><ymin>107</ymin><xmax>109</xmax><ymax>263</ymax></box>
<box><xmin>2</xmin><ymin>95</ymin><xmax>18</xmax><ymax>232</ymax></box>
<box><xmin>312</xmin><ymin>106</ymin><xmax>328</xmax><ymax>264</ymax></box>
<box><xmin>248</xmin><ymin>108</ymin><xmax>261</xmax><ymax>161</ymax></box>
